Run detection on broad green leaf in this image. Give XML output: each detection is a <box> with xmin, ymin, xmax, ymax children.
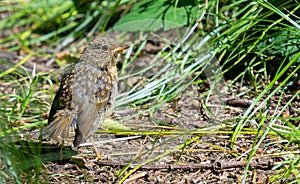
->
<box><xmin>113</xmin><ymin>0</ymin><xmax>201</xmax><ymax>31</ymax></box>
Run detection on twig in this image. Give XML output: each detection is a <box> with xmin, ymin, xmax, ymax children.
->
<box><xmin>97</xmin><ymin>159</ymin><xmax>275</xmax><ymax>171</ymax></box>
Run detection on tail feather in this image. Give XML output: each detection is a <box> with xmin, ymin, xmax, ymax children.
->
<box><xmin>33</xmin><ymin>110</ymin><xmax>75</xmax><ymax>143</ymax></box>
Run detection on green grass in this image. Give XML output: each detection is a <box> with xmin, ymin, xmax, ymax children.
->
<box><xmin>0</xmin><ymin>0</ymin><xmax>300</xmax><ymax>183</ymax></box>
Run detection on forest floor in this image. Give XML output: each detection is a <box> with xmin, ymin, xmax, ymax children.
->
<box><xmin>1</xmin><ymin>32</ymin><xmax>299</xmax><ymax>184</ymax></box>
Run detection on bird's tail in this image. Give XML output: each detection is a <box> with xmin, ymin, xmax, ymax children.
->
<box><xmin>33</xmin><ymin>110</ymin><xmax>75</xmax><ymax>143</ymax></box>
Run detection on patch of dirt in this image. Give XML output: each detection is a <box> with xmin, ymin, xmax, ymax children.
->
<box><xmin>30</xmin><ymin>82</ymin><xmax>299</xmax><ymax>183</ymax></box>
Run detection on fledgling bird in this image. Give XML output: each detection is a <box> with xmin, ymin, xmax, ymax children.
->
<box><xmin>35</xmin><ymin>36</ymin><xmax>127</xmax><ymax>157</ymax></box>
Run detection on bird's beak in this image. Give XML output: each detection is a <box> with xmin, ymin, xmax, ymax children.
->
<box><xmin>112</xmin><ymin>45</ymin><xmax>129</xmax><ymax>53</ymax></box>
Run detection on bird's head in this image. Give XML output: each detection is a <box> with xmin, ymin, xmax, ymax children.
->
<box><xmin>80</xmin><ymin>36</ymin><xmax>128</xmax><ymax>67</ymax></box>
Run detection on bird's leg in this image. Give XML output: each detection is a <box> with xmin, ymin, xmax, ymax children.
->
<box><xmin>59</xmin><ymin>140</ymin><xmax>64</xmax><ymax>161</ymax></box>
<box><xmin>90</xmin><ymin>136</ymin><xmax>102</xmax><ymax>159</ymax></box>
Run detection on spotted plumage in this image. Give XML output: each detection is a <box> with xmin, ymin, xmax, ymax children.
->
<box><xmin>37</xmin><ymin>36</ymin><xmax>127</xmax><ymax>147</ymax></box>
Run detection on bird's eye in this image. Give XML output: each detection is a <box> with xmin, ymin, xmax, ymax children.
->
<box><xmin>102</xmin><ymin>45</ymin><xmax>109</xmax><ymax>51</ymax></box>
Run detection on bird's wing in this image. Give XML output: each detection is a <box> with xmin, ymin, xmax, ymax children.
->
<box><xmin>73</xmin><ymin>63</ymin><xmax>115</xmax><ymax>146</ymax></box>
<box><xmin>48</xmin><ymin>64</ymin><xmax>76</xmax><ymax>121</ymax></box>
<box><xmin>39</xmin><ymin>64</ymin><xmax>76</xmax><ymax>141</ymax></box>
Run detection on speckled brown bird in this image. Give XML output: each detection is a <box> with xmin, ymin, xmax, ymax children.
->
<box><xmin>36</xmin><ymin>36</ymin><xmax>127</xmax><ymax>156</ymax></box>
